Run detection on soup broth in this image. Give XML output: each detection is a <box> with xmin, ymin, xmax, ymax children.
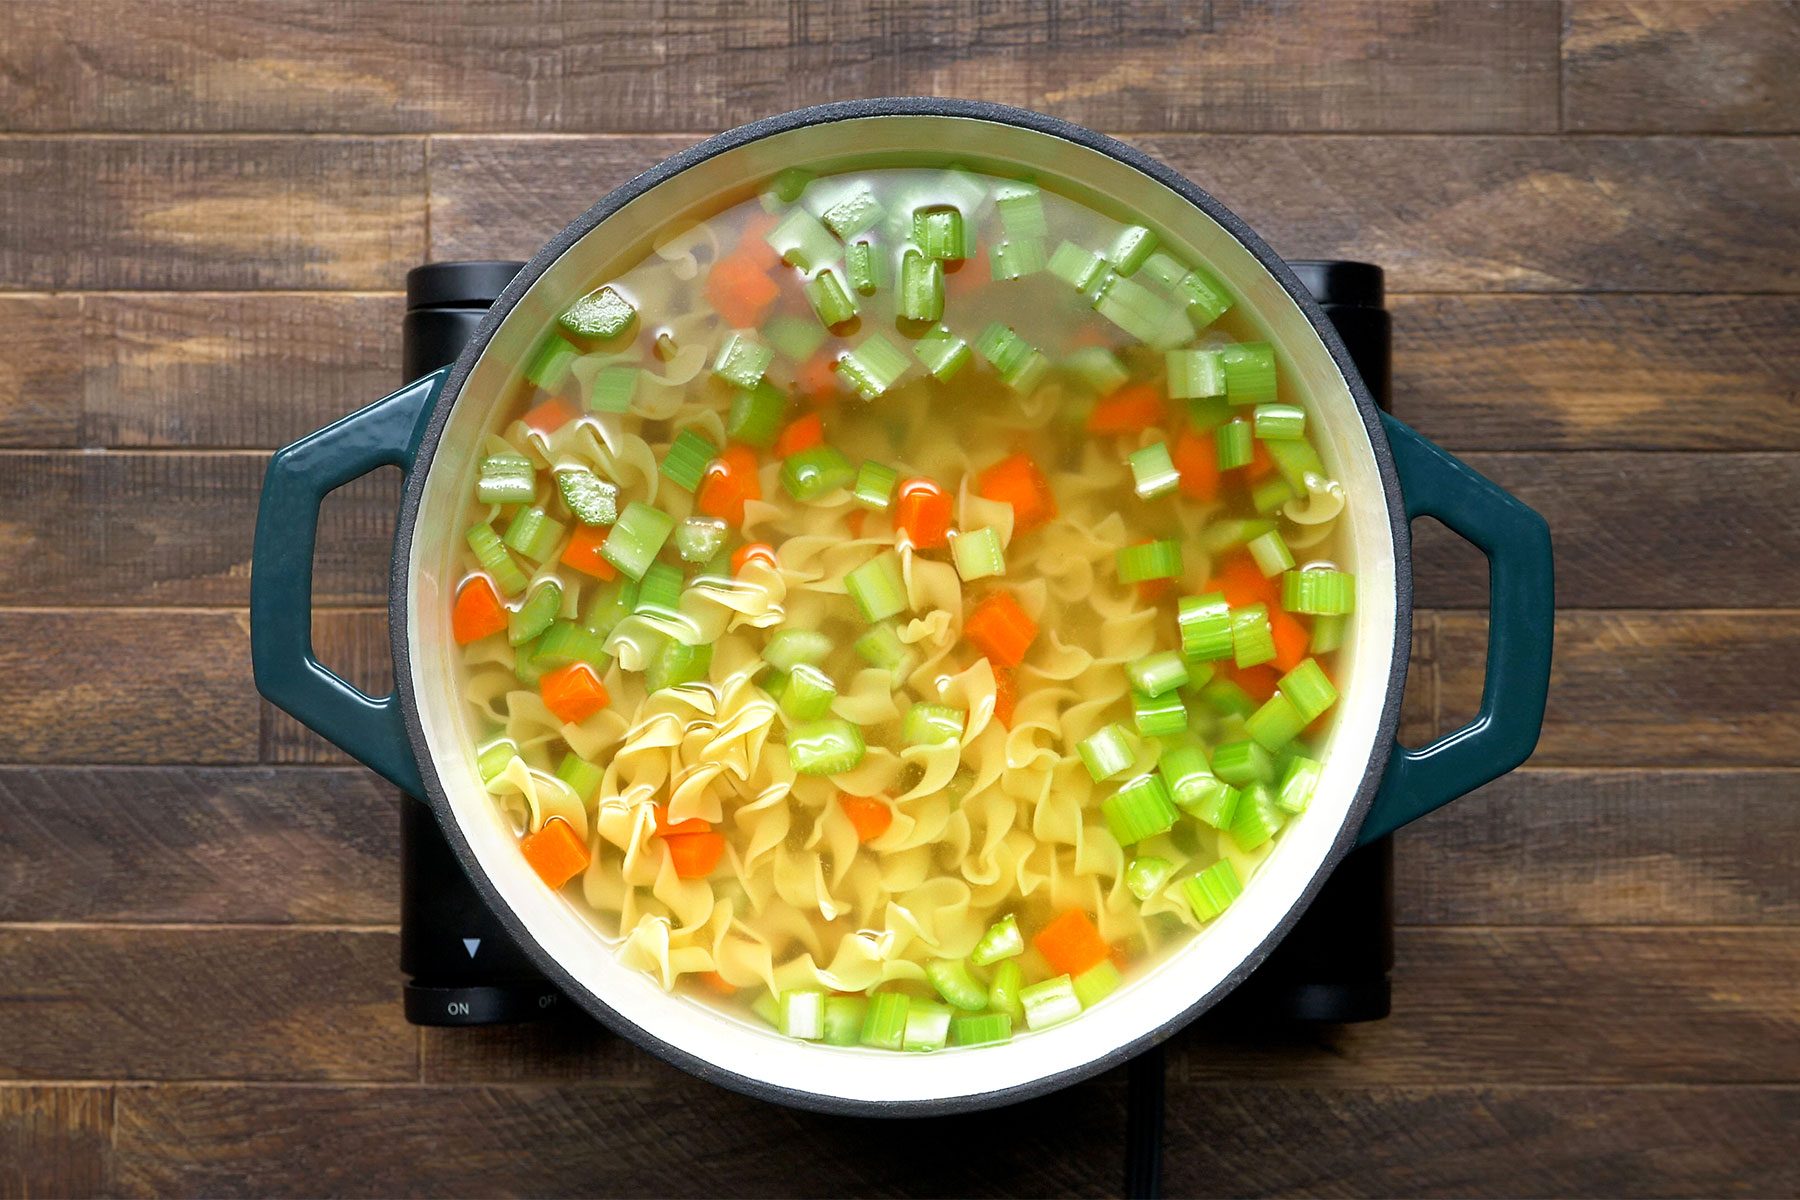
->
<box><xmin>448</xmin><ymin>164</ymin><xmax>1355</xmax><ymax>1051</ymax></box>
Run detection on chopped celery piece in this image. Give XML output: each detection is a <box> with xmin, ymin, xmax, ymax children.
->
<box><xmin>853</xmin><ymin>460</ymin><xmax>899</xmax><ymax>511</ymax></box>
<box><xmin>1200</xmin><ymin>517</ymin><xmax>1278</xmax><ymax>556</ymax></box>
<box><xmin>511</xmin><ymin>635</ymin><xmax>546</xmax><ymax>686</ymax></box>
<box><xmin>646</xmin><ymin>639</ymin><xmax>711</xmax><ymax>692</ymax></box>
<box><xmin>660</xmin><ymin>428</ymin><xmax>719</xmax><ymax>493</ymax></box>
<box><xmin>990</xmin><ymin>237</ymin><xmax>1046</xmax><ymax>280</ymax></box>
<box><xmin>1280</xmin><ymin>658</ymin><xmax>1339</xmax><ymax>722</ymax></box>
<box><xmin>1282</xmin><ymin>568</ymin><xmax>1356</xmax><ymax>615</ymax></box>
<box><xmin>502</xmin><ymin>506</ymin><xmax>564</xmax><ymax>563</ymax></box>
<box><xmin>1229</xmin><ymin>782</ymin><xmax>1285</xmax><ymax>850</ymax></box>
<box><xmin>1133</xmin><ymin>689</ymin><xmax>1188</xmax><ymax>739</ymax></box>
<box><xmin>1140</xmin><ymin>250</ymin><xmax>1188</xmax><ymax>288</ymax></box>
<box><xmin>1116</xmin><ymin>539</ymin><xmax>1183</xmax><ymax>583</ymax></box>
<box><xmin>766</xmin><ymin>206</ymin><xmax>836</xmax><ymax>271</ymax></box>
<box><xmin>1064</xmin><ymin>346</ymin><xmax>1129</xmax><ymax>395</ymax></box>
<box><xmin>925</xmin><ymin>958</ymin><xmax>989</xmax><ymax>1011</ymax></box>
<box><xmin>1073</xmin><ymin>959</ymin><xmax>1123</xmax><ymax>1008</ymax></box>
<box><xmin>558</xmin><ymin>284</ymin><xmax>636</xmax><ymax>340</ymax></box>
<box><xmin>822</xmin><ymin>995</ymin><xmax>868</xmax><ymax>1046</ymax></box>
<box><xmin>763</xmin><ymin>313</ymin><xmax>827</xmax><ymax>363</ymax></box>
<box><xmin>971</xmin><ymin>914</ymin><xmax>1024</xmax><ymax>966</ymax></box>
<box><xmin>1127</xmin><ymin>855</ymin><xmax>1176</xmax><ymax>901</ymax></box>
<box><xmin>780</xmin><ymin>663</ymin><xmax>837</xmax><ymax>721</ymax></box>
<box><xmin>555</xmin><ymin>468</ymin><xmax>618</xmax><ymax>526</ymax></box>
<box><xmin>950</xmin><ymin>1012</ymin><xmax>1013</xmax><ymax>1047</ymax></box>
<box><xmin>1254</xmin><ymin>403</ymin><xmax>1306</xmax><ymax>441</ymax></box>
<box><xmin>788</xmin><ymin>718</ymin><xmax>866</xmax><ymax>775</ymax></box>
<box><xmin>914</xmin><ymin>325</ymin><xmax>971</xmax><ymax>380</ymax></box>
<box><xmin>1095</xmin><ymin>274</ymin><xmax>1188</xmax><ymax>350</ymax></box>
<box><xmin>1020</xmin><ymin>975</ymin><xmax>1082</xmax><ymax>1031</ymax></box>
<box><xmin>524</xmin><ymin>336</ymin><xmax>579</xmax><ymax>389</ymax></box>
<box><xmin>535</xmin><ymin>620</ymin><xmax>609</xmax><ymax>670</ymax></box>
<box><xmin>476</xmin><ymin>738</ymin><xmax>519</xmax><ymax>784</ymax></box>
<box><xmin>557</xmin><ymin>752</ymin><xmax>609</xmax><ymax>802</ymax></box>
<box><xmin>1110</xmin><ymin>225</ymin><xmax>1158</xmax><ymax>275</ymax></box>
<box><xmin>1187</xmin><ymin>394</ymin><xmax>1233</xmax><ymax>432</ymax></box>
<box><xmin>467</xmin><ymin>524</ymin><xmax>529</xmax><ymax>596</ymax></box>
<box><xmin>713</xmin><ymin>333</ymin><xmax>773</xmax><ymax>391</ymax></box>
<box><xmin>477</xmin><ymin>452</ymin><xmax>536</xmax><ymax>505</ymax></box>
<box><xmin>859</xmin><ymin>991</ymin><xmax>909</xmax><ymax>1050</ymax></box>
<box><xmin>845</xmin><ymin>551</ymin><xmax>907</xmax><ymax>622</ymax></box>
<box><xmin>1216</xmin><ymin>418</ymin><xmax>1254</xmax><ymax>470</ymax></box>
<box><xmin>1175</xmin><ymin>264</ymin><xmax>1234</xmax><ymax>328</ymax></box>
<box><xmin>1191</xmin><ymin>780</ymin><xmax>1241</xmax><ymax>830</ymax></box>
<box><xmin>1231</xmin><ymin>602</ymin><xmax>1276</xmax><ymax>668</ymax></box>
<box><xmin>1201</xmin><ymin>678</ymin><xmax>1258</xmax><ymax>721</ymax></box>
<box><xmin>989</xmin><ymin>959</ymin><xmax>1024</xmax><ymax>1021</ymax></box>
<box><xmin>821</xmin><ymin>186</ymin><xmax>884</xmax><ymax>239</ymax></box>
<box><xmin>1247</xmin><ymin>692</ymin><xmax>1306</xmax><ymax>751</ymax></box>
<box><xmin>762</xmin><ymin>166</ymin><xmax>813</xmax><ymax>207</ymax></box>
<box><xmin>1128</xmin><ymin>441</ymin><xmax>1179</xmax><ymax>500</ymax></box>
<box><xmin>1213</xmin><ymin>739</ymin><xmax>1275</xmax><ymax>787</ymax></box>
<box><xmin>1183</xmin><ymin>859</ymin><xmax>1243</xmax><ymax>921</ymax></box>
<box><xmin>951</xmin><ymin>526</ymin><xmax>1005</xmax><ymax>582</ymax></box>
<box><xmin>675</xmin><ymin>515</ymin><xmax>728</xmax><ymax>564</ymax></box>
<box><xmin>837</xmin><ymin>334</ymin><xmax>910</xmax><ymax>399</ymax></box>
<box><xmin>1163</xmin><ymin>749</ymin><xmax>1237</xmax><ymax>827</ymax></box>
<box><xmin>581</xmin><ymin>576</ymin><xmax>639</xmax><ymax>638</ymax></box>
<box><xmin>750</xmin><ymin>989</ymin><xmax>781</xmax><ymax>1028</ymax></box>
<box><xmin>1166</xmin><ymin>348</ymin><xmax>1225</xmax><ymax>400</ymax></box>
<box><xmin>1078</xmin><ymin>724</ymin><xmax>1136</xmax><ymax>783</ymax></box>
<box><xmin>1311</xmin><ymin>612</ymin><xmax>1348</xmax><ymax>654</ymax></box>
<box><xmin>903</xmin><ymin>702</ymin><xmax>963</xmax><ymax>746</ymax></box>
<box><xmin>1265</xmin><ymin>436</ymin><xmax>1327</xmax><ymax>491</ymax></box>
<box><xmin>845</xmin><ymin>239</ymin><xmax>881</xmax><ymax>295</ymax></box>
<box><xmin>587</xmin><ymin>364</ymin><xmax>638</xmax><ymax>413</ymax></box>
<box><xmin>1103</xmin><ymin>772</ymin><xmax>1179</xmax><ymax>845</ymax></box>
<box><xmin>634</xmin><ymin>561</ymin><xmax>684</xmax><ymax>623</ymax></box>
<box><xmin>1221</xmin><ymin>342</ymin><xmax>1277</xmax><ymax>405</ymax></box>
<box><xmin>508</xmin><ymin>580</ymin><xmax>562</xmax><ymax>646</ymax></box>
<box><xmin>727</xmin><ymin>380</ymin><xmax>787</xmax><ymax>449</ymax></box>
<box><xmin>1277</xmin><ymin>755</ymin><xmax>1324</xmax><ymax>815</ymax></box>
<box><xmin>898</xmin><ymin>249</ymin><xmax>944</xmax><ymax>322</ymax></box>
<box><xmin>974</xmin><ymin>322</ymin><xmax>1049</xmax><ymax>392</ymax></box>
<box><xmin>1047</xmin><ymin>241</ymin><xmax>1109</xmax><ymax>294</ymax></box>
<box><xmin>764</xmin><ymin>629</ymin><xmax>833</xmax><ymax>672</ymax></box>
<box><xmin>805</xmin><ymin>268</ymin><xmax>858</xmax><ymax>328</ymax></box>
<box><xmin>779</xmin><ymin>989</ymin><xmax>826</xmax><ymax>1040</ymax></box>
<box><xmin>1252</xmin><ymin>476</ymin><xmax>1299</xmax><ymax>515</ymax></box>
<box><xmin>903</xmin><ymin>1000</ymin><xmax>953</xmax><ymax>1052</ymax></box>
<box><xmin>912</xmin><ymin>205</ymin><xmax>966</xmax><ymax>261</ymax></box>
<box><xmin>854</xmin><ymin>621</ymin><xmax>913</xmax><ymax>674</ymax></box>
<box><xmin>1129</xmin><ymin>650</ymin><xmax>1190</xmax><ymax>698</ymax></box>
<box><xmin>780</xmin><ymin>444</ymin><xmax>856</xmax><ymax>501</ymax></box>
<box><xmin>1248</xmin><ymin>529</ymin><xmax>1295</xmax><ymax>578</ymax></box>
<box><xmin>601</xmin><ymin>502</ymin><xmax>675</xmax><ymax>580</ymax></box>
<box><xmin>995</xmin><ymin>183</ymin><xmax>1047</xmax><ymax>239</ymax></box>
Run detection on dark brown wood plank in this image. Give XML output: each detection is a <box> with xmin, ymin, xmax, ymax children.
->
<box><xmin>0</xmin><ymin>1</ymin><xmax>1561</xmax><ymax>135</ymax></box>
<box><xmin>1389</xmin><ymin>293</ymin><xmax>1800</xmax><ymax>451</ymax></box>
<box><xmin>1436</xmin><ymin>610</ymin><xmax>1800</xmax><ymax>768</ymax></box>
<box><xmin>0</xmin><ymin>296</ymin><xmax>82</xmax><ymax>447</ymax></box>
<box><xmin>431</xmin><ymin>134</ymin><xmax>1800</xmax><ymax>292</ymax></box>
<box><xmin>107</xmin><ymin>1079</ymin><xmax>1798</xmax><ymax>1197</ymax></box>
<box><xmin>0</xmin><ymin>610</ymin><xmax>259</xmax><ymax>764</ymax></box>
<box><xmin>0</xmin><ymin>767</ymin><xmax>397</xmax><ymax>924</ymax></box>
<box><xmin>1564</xmin><ymin>1</ymin><xmax>1800</xmax><ymax>133</ymax></box>
<box><xmin>0</xmin><ymin>138</ymin><xmax>424</xmax><ymax>289</ymax></box>
<box><xmin>0</xmin><ymin>1086</ymin><xmax>111</xmax><ymax>1198</ymax></box>
<box><xmin>0</xmin><ymin>928</ymin><xmax>413</xmax><ymax>1081</ymax></box>
<box><xmin>259</xmin><ymin>610</ymin><xmax>393</xmax><ymax>767</ymax></box>
<box><xmin>1397</xmin><ymin>768</ymin><xmax>1800</xmax><ymax>925</ymax></box>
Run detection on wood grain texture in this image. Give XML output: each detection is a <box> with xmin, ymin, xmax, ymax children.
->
<box><xmin>105</xmin><ymin>1080</ymin><xmax>1799</xmax><ymax>1198</ymax></box>
<box><xmin>0</xmin><ymin>0</ymin><xmax>1561</xmax><ymax>135</ymax></box>
<box><xmin>0</xmin><ymin>138</ymin><xmax>424</xmax><ymax>289</ymax></box>
<box><xmin>0</xmin><ymin>296</ymin><xmax>82</xmax><ymax>447</ymax></box>
<box><xmin>0</xmin><ymin>928</ymin><xmax>413</xmax><ymax>1082</ymax></box>
<box><xmin>1395</xmin><ymin>768</ymin><xmax>1800</xmax><ymax>926</ymax></box>
<box><xmin>1564</xmin><ymin>1</ymin><xmax>1800</xmax><ymax>133</ymax></box>
<box><xmin>1436</xmin><ymin>610</ymin><xmax>1800</xmax><ymax>768</ymax></box>
<box><xmin>1388</xmin><ymin>294</ymin><xmax>1800</xmax><ymax>451</ymax></box>
<box><xmin>430</xmin><ymin>134</ymin><xmax>1800</xmax><ymax>292</ymax></box>
<box><xmin>0</xmin><ymin>1086</ymin><xmax>111</xmax><ymax>1198</ymax></box>
<box><xmin>0</xmin><ymin>767</ymin><xmax>397</xmax><ymax>925</ymax></box>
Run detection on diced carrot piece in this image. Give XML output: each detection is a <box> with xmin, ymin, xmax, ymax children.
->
<box><xmin>975</xmin><ymin>452</ymin><xmax>1058</xmax><ymax>534</ymax></box>
<box><xmin>894</xmin><ymin>476</ymin><xmax>952</xmax><ymax>550</ymax></box>
<box><xmin>1245</xmin><ymin>439</ymin><xmax>1277</xmax><ymax>483</ymax></box>
<box><xmin>797</xmin><ymin>352</ymin><xmax>842</xmax><ymax>402</ymax></box>
<box><xmin>838</xmin><ymin>794</ymin><xmax>893</xmax><ymax>843</ymax></box>
<box><xmin>652</xmin><ymin>804</ymin><xmax>713</xmax><ymax>837</ymax></box>
<box><xmin>1212</xmin><ymin>553</ymin><xmax>1280</xmax><ymax>609</ymax></box>
<box><xmin>451</xmin><ymin>576</ymin><xmax>508</xmax><ymax>645</ymax></box>
<box><xmin>706</xmin><ymin>252</ymin><xmax>780</xmax><ymax>330</ymax></box>
<box><xmin>1138</xmin><ymin>579</ymin><xmax>1174</xmax><ymax>604</ymax></box>
<box><xmin>991</xmin><ymin>662</ymin><xmax>1017</xmax><ymax>728</ymax></box>
<box><xmin>519</xmin><ymin>816</ymin><xmax>590</xmax><ymax>889</ymax></box>
<box><xmin>696</xmin><ymin>444</ymin><xmax>761</xmax><ymax>526</ymax></box>
<box><xmin>733</xmin><ymin>542</ymin><xmax>778</xmax><ymax>575</ymax></box>
<box><xmin>664</xmin><ymin>831</ymin><xmax>726</xmax><ymax>879</ymax></box>
<box><xmin>1232</xmin><ymin>664</ymin><xmax>1281</xmax><ymax>704</ymax></box>
<box><xmin>774</xmin><ymin>412</ymin><xmax>824</xmax><ymax>459</ymax></box>
<box><xmin>540</xmin><ymin>662</ymin><xmax>610</xmax><ymax>725</ymax></box>
<box><xmin>846</xmin><ymin>508</ymin><xmax>867</xmax><ymax>538</ymax></box>
<box><xmin>1034</xmin><ymin>908</ymin><xmax>1109</xmax><ymax>977</ymax></box>
<box><xmin>559</xmin><ymin>525</ymin><xmax>618</xmax><ymax>580</ymax></box>
<box><xmin>1270</xmin><ymin>606</ymin><xmax>1309</xmax><ymax>672</ymax></box>
<box><xmin>944</xmin><ymin>246</ymin><xmax>989</xmax><ymax>298</ymax></box>
<box><xmin>698</xmin><ymin>970</ymin><xmax>738</xmax><ymax>997</ymax></box>
<box><xmin>522</xmin><ymin>396</ymin><xmax>578</xmax><ymax>435</ymax></box>
<box><xmin>965</xmin><ymin>591</ymin><xmax>1037</xmax><ymax>668</ymax></box>
<box><xmin>1172</xmin><ymin>431</ymin><xmax>1222</xmax><ymax>502</ymax></box>
<box><xmin>1110</xmin><ymin>944</ymin><xmax>1130</xmax><ymax>972</ymax></box>
<box><xmin>1085</xmin><ymin>383</ymin><xmax>1165</xmax><ymax>435</ymax></box>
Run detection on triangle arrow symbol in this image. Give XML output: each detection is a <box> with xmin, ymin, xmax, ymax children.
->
<box><xmin>462</xmin><ymin>937</ymin><xmax>481</xmax><ymax>959</ymax></box>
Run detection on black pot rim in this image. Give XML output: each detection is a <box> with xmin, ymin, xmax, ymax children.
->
<box><xmin>390</xmin><ymin>97</ymin><xmax>1413</xmax><ymax>1117</ymax></box>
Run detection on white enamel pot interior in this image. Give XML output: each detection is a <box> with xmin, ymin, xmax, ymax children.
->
<box><xmin>393</xmin><ymin>101</ymin><xmax>1408</xmax><ymax>1115</ymax></box>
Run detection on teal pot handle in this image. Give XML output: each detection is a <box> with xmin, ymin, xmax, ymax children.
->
<box><xmin>250</xmin><ymin>369</ymin><xmax>448</xmax><ymax>795</ymax></box>
<box><xmin>1359</xmin><ymin>413</ymin><xmax>1555</xmax><ymax>844</ymax></box>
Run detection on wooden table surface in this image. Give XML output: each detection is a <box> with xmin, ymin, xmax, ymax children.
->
<box><xmin>2</xmin><ymin>2</ymin><xmax>1797</xmax><ymax>1195</ymax></box>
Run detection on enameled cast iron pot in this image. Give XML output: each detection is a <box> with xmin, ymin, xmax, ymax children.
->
<box><xmin>252</xmin><ymin>99</ymin><xmax>1554</xmax><ymax>1116</ymax></box>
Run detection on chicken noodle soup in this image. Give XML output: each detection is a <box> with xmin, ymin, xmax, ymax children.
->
<box><xmin>450</xmin><ymin>164</ymin><xmax>1355</xmax><ymax>1051</ymax></box>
